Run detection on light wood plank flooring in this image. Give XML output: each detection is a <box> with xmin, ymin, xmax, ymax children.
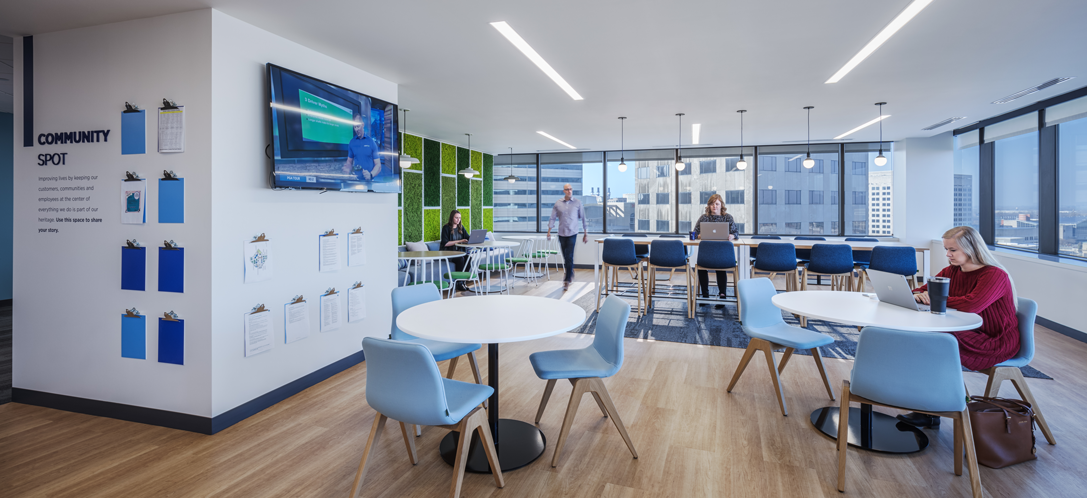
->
<box><xmin>1</xmin><ymin>270</ymin><xmax>1085</xmax><ymax>497</ymax></box>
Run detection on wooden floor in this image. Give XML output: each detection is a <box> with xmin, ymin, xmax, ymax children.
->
<box><xmin>2</xmin><ymin>270</ymin><xmax>1085</xmax><ymax>497</ymax></box>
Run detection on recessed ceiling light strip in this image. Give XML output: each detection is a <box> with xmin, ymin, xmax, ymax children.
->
<box><xmin>991</xmin><ymin>77</ymin><xmax>1074</xmax><ymax>104</ymax></box>
<box><xmin>537</xmin><ymin>131</ymin><xmax>576</xmax><ymax>149</ymax></box>
<box><xmin>490</xmin><ymin>21</ymin><xmax>584</xmax><ymax>101</ymax></box>
<box><xmin>825</xmin><ymin>0</ymin><xmax>934</xmax><ymax>84</ymax></box>
<box><xmin>921</xmin><ymin>117</ymin><xmax>965</xmax><ymax>131</ymax></box>
<box><xmin>834</xmin><ymin>114</ymin><xmax>890</xmax><ymax>140</ymax></box>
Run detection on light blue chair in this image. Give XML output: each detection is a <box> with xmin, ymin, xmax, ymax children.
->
<box><xmin>980</xmin><ymin>298</ymin><xmax>1055</xmax><ymax>445</ymax></box>
<box><xmin>530</xmin><ymin>295</ymin><xmax>638</xmax><ymax>467</ymax></box>
<box><xmin>727</xmin><ymin>278</ymin><xmax>835</xmax><ymax>416</ymax></box>
<box><xmin>837</xmin><ymin>327</ymin><xmax>982</xmax><ymax>497</ymax></box>
<box><xmin>351</xmin><ymin>337</ymin><xmax>502</xmax><ymax>498</ymax></box>
<box><xmin>391</xmin><ymin>285</ymin><xmax>486</xmax><ymax>409</ymax></box>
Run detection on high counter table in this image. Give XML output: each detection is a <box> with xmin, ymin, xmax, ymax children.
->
<box><xmin>456</xmin><ymin>240</ymin><xmax>519</xmax><ymax>293</ymax></box>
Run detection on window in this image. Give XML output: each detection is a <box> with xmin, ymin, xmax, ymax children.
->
<box><xmin>637</xmin><ymin>193</ymin><xmax>650</xmax><ymax>204</ymax></box>
<box><xmin>761</xmin><ymin>156</ymin><xmax>777</xmax><ymax>171</ymax></box>
<box><xmin>831</xmin><ymin>191</ymin><xmax>838</xmax><ymax>205</ymax></box>
<box><xmin>831</xmin><ymin>160</ymin><xmax>838</xmax><ymax>174</ymax></box>
<box><xmin>656</xmin><ymin>193</ymin><xmax>670</xmax><ymax>205</ymax></box>
<box><xmin>540</xmin><ymin>151</ymin><xmax>603</xmax><ymax>232</ymax></box>
<box><xmin>656</xmin><ymin>165</ymin><xmax>670</xmax><ymax>178</ymax></box>
<box><xmin>734</xmin><ymin>222</ymin><xmax>746</xmax><ymax>233</ymax></box>
<box><xmin>638</xmin><ymin>219</ymin><xmax>649</xmax><ymax>231</ymax></box>
<box><xmin>852</xmin><ymin>161</ymin><xmax>867</xmax><ymax>175</ymax></box>
<box><xmin>656</xmin><ymin>220</ymin><xmax>670</xmax><ymax>232</ymax></box>
<box><xmin>853</xmin><ymin>191</ymin><xmax>867</xmax><ymax>205</ymax></box>
<box><xmin>725</xmin><ymin>157</ymin><xmax>742</xmax><ymax>172</ymax></box>
<box><xmin>700</xmin><ymin>159</ymin><xmax>718</xmax><ymax>174</ymax></box>
<box><xmin>853</xmin><ymin>221</ymin><xmax>867</xmax><ymax>234</ymax></box>
<box><xmin>678</xmin><ymin>163</ymin><xmax>692</xmax><ymax>176</ymax></box>
<box><xmin>700</xmin><ymin>191</ymin><xmax>716</xmax><ymax>204</ymax></box>
<box><xmin>680</xmin><ymin>147</ymin><xmax>753</xmax><ymax>235</ymax></box>
<box><xmin>809</xmin><ymin>221</ymin><xmax>824</xmax><ymax>234</ymax></box>
<box><xmin>810</xmin><ymin>159</ymin><xmax>824</xmax><ymax>174</ymax></box>
<box><xmin>785</xmin><ymin>190</ymin><xmax>801</xmax><ymax>204</ymax></box>
<box><xmin>759</xmin><ymin>189</ymin><xmax>777</xmax><ymax>204</ymax></box>
<box><xmin>607</xmin><ymin>149</ymin><xmax>675</xmax><ymax>234</ymax></box>
<box><xmin>678</xmin><ymin>220</ymin><xmax>691</xmax><ymax>232</ymax></box>
<box><xmin>784</xmin><ymin>222</ymin><xmax>802</xmax><ymax>233</ymax></box>
<box><xmin>1055</xmin><ymin>104</ymin><xmax>1087</xmax><ymax>258</ymax></box>
<box><xmin>726</xmin><ymin>190</ymin><xmax>744</xmax><ymax>204</ymax></box>
<box><xmin>759</xmin><ymin>222</ymin><xmax>777</xmax><ymax>233</ymax></box>
<box><xmin>785</xmin><ymin>158</ymin><xmax>801</xmax><ymax>173</ymax></box>
<box><xmin>809</xmin><ymin>190</ymin><xmax>824</xmax><ymax>205</ymax></box>
<box><xmin>678</xmin><ymin>192</ymin><xmax>691</xmax><ymax>204</ymax></box>
<box><xmin>992</xmin><ymin>113</ymin><xmax>1040</xmax><ymax>251</ymax></box>
<box><xmin>492</xmin><ymin>153</ymin><xmax>538</xmax><ymax>232</ymax></box>
<box><xmin>831</xmin><ymin>221</ymin><xmax>838</xmax><ymax>233</ymax></box>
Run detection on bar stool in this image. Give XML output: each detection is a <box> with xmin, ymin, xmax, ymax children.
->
<box><xmin>530</xmin><ymin>237</ymin><xmax>553</xmax><ymax>281</ymax></box>
<box><xmin>645</xmin><ymin>239</ymin><xmax>691</xmax><ymax>316</ymax></box>
<box><xmin>656</xmin><ymin>234</ymin><xmax>690</xmax><ymax>283</ymax></box>
<box><xmin>749</xmin><ymin>235</ymin><xmax>781</xmax><ymax>264</ymax></box>
<box><xmin>799</xmin><ymin>244</ymin><xmax>856</xmax><ymax>327</ymax></box>
<box><xmin>598</xmin><ymin>238</ymin><xmax>644</xmax><ymax>316</ymax></box>
<box><xmin>793</xmin><ymin>236</ymin><xmax>826</xmax><ymax>285</ymax></box>
<box><xmin>751</xmin><ymin>242</ymin><xmax>799</xmax><ymax>292</ymax></box>
<box><xmin>540</xmin><ymin>237</ymin><xmax>564</xmax><ymax>277</ymax></box>
<box><xmin>622</xmin><ymin>233</ymin><xmax>650</xmax><ymax>279</ymax></box>
<box><xmin>508</xmin><ymin>239</ymin><xmax>538</xmax><ymax>287</ymax></box>
<box><xmin>692</xmin><ymin>240</ymin><xmax>740</xmax><ymax>317</ymax></box>
<box><xmin>844</xmin><ymin>237</ymin><xmax>877</xmax><ymax>291</ymax></box>
<box><xmin>867</xmin><ymin>246</ymin><xmax>918</xmax><ymax>290</ymax></box>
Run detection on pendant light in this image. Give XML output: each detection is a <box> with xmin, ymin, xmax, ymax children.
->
<box><xmin>617</xmin><ymin>117</ymin><xmax>628</xmax><ymax>173</ymax></box>
<box><xmin>398</xmin><ymin>109</ymin><xmax>420</xmax><ymax>167</ymax></box>
<box><xmin>503</xmin><ymin>147</ymin><xmax>517</xmax><ymax>183</ymax></box>
<box><xmin>458</xmin><ymin>133</ymin><xmax>476</xmax><ymax>178</ymax></box>
<box><xmin>874</xmin><ymin>102</ymin><xmax>888</xmax><ymax>166</ymax></box>
<box><xmin>674</xmin><ymin>113</ymin><xmax>686</xmax><ymax>171</ymax></box>
<box><xmin>802</xmin><ymin>106</ymin><xmax>815</xmax><ymax>168</ymax></box>
<box><xmin>736</xmin><ymin>110</ymin><xmax>748</xmax><ymax>170</ymax></box>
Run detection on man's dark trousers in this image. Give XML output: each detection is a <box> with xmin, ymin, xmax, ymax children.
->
<box><xmin>558</xmin><ymin>235</ymin><xmax>576</xmax><ymax>283</ymax></box>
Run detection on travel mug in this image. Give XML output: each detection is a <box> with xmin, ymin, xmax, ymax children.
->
<box><xmin>927</xmin><ymin>277</ymin><xmax>950</xmax><ymax>314</ymax></box>
<box><xmin>690</xmin><ymin>230</ymin><xmax>698</xmax><ymax>241</ymax></box>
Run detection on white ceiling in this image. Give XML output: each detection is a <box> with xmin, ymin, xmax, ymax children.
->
<box><xmin>2</xmin><ymin>0</ymin><xmax>1086</xmax><ymax>154</ymax></box>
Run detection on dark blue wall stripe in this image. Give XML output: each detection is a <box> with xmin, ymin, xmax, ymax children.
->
<box><xmin>22</xmin><ymin>36</ymin><xmax>33</xmax><ymax>147</ymax></box>
<box><xmin>1037</xmin><ymin>316</ymin><xmax>1087</xmax><ymax>344</ymax></box>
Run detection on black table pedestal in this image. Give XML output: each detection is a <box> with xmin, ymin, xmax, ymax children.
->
<box><xmin>810</xmin><ymin>405</ymin><xmax>929</xmax><ymax>454</ymax></box>
<box><xmin>439</xmin><ymin>419</ymin><xmax>546</xmax><ymax>473</ymax></box>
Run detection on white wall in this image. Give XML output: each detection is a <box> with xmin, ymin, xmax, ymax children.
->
<box><xmin>994</xmin><ymin>252</ymin><xmax>1087</xmax><ymax>335</ymax></box>
<box><xmin>895</xmin><ymin>132</ymin><xmax>955</xmax><ymax>247</ymax></box>
<box><xmin>13</xmin><ymin>11</ymin><xmax>214</xmax><ymax>416</ymax></box>
<box><xmin>209</xmin><ymin>11</ymin><xmax>397</xmax><ymax>417</ymax></box>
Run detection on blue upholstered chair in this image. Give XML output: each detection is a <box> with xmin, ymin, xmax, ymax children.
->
<box><xmin>751</xmin><ymin>242</ymin><xmax>800</xmax><ymax>292</ymax></box>
<box><xmin>837</xmin><ymin>327</ymin><xmax>982</xmax><ymax>497</ymax></box>
<box><xmin>748</xmin><ymin>235</ymin><xmax>781</xmax><ymax>262</ymax></box>
<box><xmin>845</xmin><ymin>237</ymin><xmax>878</xmax><ymax>291</ymax></box>
<box><xmin>793</xmin><ymin>236</ymin><xmax>825</xmax><ymax>265</ymax></box>
<box><xmin>622</xmin><ymin>233</ymin><xmax>650</xmax><ymax>260</ymax></box>
<box><xmin>646</xmin><ymin>239</ymin><xmax>693</xmax><ymax>316</ymax></box>
<box><xmin>727</xmin><ymin>278</ymin><xmax>835</xmax><ymax>416</ymax></box>
<box><xmin>598</xmin><ymin>238</ymin><xmax>644</xmax><ymax>316</ymax></box>
<box><xmin>803</xmin><ymin>244</ymin><xmax>855</xmax><ymax>291</ymax></box>
<box><xmin>865</xmin><ymin>246</ymin><xmax>918</xmax><ymax>290</ymax></box>
<box><xmin>692</xmin><ymin>240</ymin><xmax>739</xmax><ymax>315</ymax></box>
<box><xmin>980</xmin><ymin>298</ymin><xmax>1055</xmax><ymax>445</ymax></box>
<box><xmin>530</xmin><ymin>295</ymin><xmax>638</xmax><ymax>467</ymax></box>
<box><xmin>351</xmin><ymin>337</ymin><xmax>502</xmax><ymax>498</ymax></box>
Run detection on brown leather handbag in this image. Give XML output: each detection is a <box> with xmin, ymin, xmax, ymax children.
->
<box><xmin>967</xmin><ymin>396</ymin><xmax>1037</xmax><ymax>469</ymax></box>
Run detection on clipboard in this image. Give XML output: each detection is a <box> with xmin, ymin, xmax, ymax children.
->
<box><xmin>125</xmin><ymin>239</ymin><xmax>141</xmax><ymax>249</ymax></box>
<box><xmin>124</xmin><ymin>307</ymin><xmax>142</xmax><ymax>318</ymax></box>
<box><xmin>159</xmin><ymin>242</ymin><xmax>185</xmax><ymax>293</ymax></box>
<box><xmin>121</xmin><ymin>308</ymin><xmax>146</xmax><ymax>360</ymax></box>
<box><xmin>163</xmin><ymin>311</ymin><xmax>181</xmax><ymax>321</ymax></box>
<box><xmin>250</xmin><ymin>304</ymin><xmax>268</xmax><ymax>314</ymax></box>
<box><xmin>124</xmin><ymin>171</ymin><xmax>142</xmax><ymax>181</ymax></box>
<box><xmin>251</xmin><ymin>233</ymin><xmax>270</xmax><ymax>243</ymax></box>
<box><xmin>290</xmin><ymin>295</ymin><xmax>305</xmax><ymax>305</ymax></box>
<box><xmin>158</xmin><ymin>311</ymin><xmax>184</xmax><ymax>365</ymax></box>
<box><xmin>121</xmin><ymin>240</ymin><xmax>146</xmax><ymax>291</ymax></box>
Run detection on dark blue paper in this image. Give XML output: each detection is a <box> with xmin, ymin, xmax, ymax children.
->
<box><xmin>159</xmin><ymin>178</ymin><xmax>184</xmax><ymax>223</ymax></box>
<box><xmin>121</xmin><ymin>110</ymin><xmax>146</xmax><ymax>155</ymax></box>
<box><xmin>121</xmin><ymin>314</ymin><xmax>146</xmax><ymax>360</ymax></box>
<box><xmin>158</xmin><ymin>318</ymin><xmax>184</xmax><ymax>365</ymax></box>
<box><xmin>121</xmin><ymin>246</ymin><xmax>146</xmax><ymax>291</ymax></box>
<box><xmin>158</xmin><ymin>247</ymin><xmax>184</xmax><ymax>293</ymax></box>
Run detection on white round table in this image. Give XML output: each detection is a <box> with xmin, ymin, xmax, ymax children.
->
<box><xmin>456</xmin><ymin>240</ymin><xmax>519</xmax><ymax>293</ymax></box>
<box><xmin>396</xmin><ymin>295</ymin><xmax>586</xmax><ymax>473</ymax></box>
<box><xmin>503</xmin><ymin>235</ymin><xmax>547</xmax><ymax>278</ymax></box>
<box><xmin>771</xmin><ymin>291</ymin><xmax>982</xmax><ymax>454</ymax></box>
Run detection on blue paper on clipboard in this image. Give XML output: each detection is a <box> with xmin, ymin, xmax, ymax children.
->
<box><xmin>121</xmin><ymin>110</ymin><xmax>146</xmax><ymax>155</ymax></box>
<box><xmin>158</xmin><ymin>317</ymin><xmax>184</xmax><ymax>365</ymax></box>
<box><xmin>121</xmin><ymin>313</ymin><xmax>146</xmax><ymax>359</ymax></box>
<box><xmin>121</xmin><ymin>246</ymin><xmax>146</xmax><ymax>291</ymax></box>
<box><xmin>159</xmin><ymin>247</ymin><xmax>184</xmax><ymax>293</ymax></box>
<box><xmin>159</xmin><ymin>178</ymin><xmax>184</xmax><ymax>223</ymax></box>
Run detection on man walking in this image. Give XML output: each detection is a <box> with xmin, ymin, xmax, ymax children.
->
<box><xmin>546</xmin><ymin>184</ymin><xmax>588</xmax><ymax>291</ymax></box>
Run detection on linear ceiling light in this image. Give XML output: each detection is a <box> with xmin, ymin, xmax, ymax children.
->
<box><xmin>490</xmin><ymin>21</ymin><xmax>583</xmax><ymax>100</ymax></box>
<box><xmin>825</xmin><ymin>0</ymin><xmax>934</xmax><ymax>84</ymax></box>
<box><xmin>692</xmin><ymin>123</ymin><xmax>702</xmax><ymax>145</ymax></box>
<box><xmin>834</xmin><ymin>114</ymin><xmax>890</xmax><ymax>140</ymax></box>
<box><xmin>537</xmin><ymin>131</ymin><xmax>576</xmax><ymax>149</ymax></box>
<box><xmin>921</xmin><ymin>116</ymin><xmax>965</xmax><ymax>131</ymax></box>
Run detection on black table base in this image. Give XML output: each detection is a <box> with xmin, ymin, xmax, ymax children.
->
<box><xmin>810</xmin><ymin>405</ymin><xmax>929</xmax><ymax>454</ymax></box>
<box><xmin>439</xmin><ymin>419</ymin><xmax>546</xmax><ymax>473</ymax></box>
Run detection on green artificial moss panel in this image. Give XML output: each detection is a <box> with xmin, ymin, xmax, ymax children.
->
<box><xmin>403</xmin><ymin>172</ymin><xmax>424</xmax><ymax>243</ymax></box>
<box><xmin>424</xmin><ymin>208</ymin><xmax>441</xmax><ymax>242</ymax></box>
<box><xmin>471</xmin><ymin>150</ymin><xmax>482</xmax><ymax>174</ymax></box>
<box><xmin>470</xmin><ymin>179</ymin><xmax>482</xmax><ymax>230</ymax></box>
<box><xmin>483</xmin><ymin>207</ymin><xmax>493</xmax><ymax>232</ymax></box>
<box><xmin>457</xmin><ymin>147</ymin><xmax>469</xmax><ymax>177</ymax></box>
<box><xmin>423</xmin><ymin>138</ymin><xmax>441</xmax><ymax>207</ymax></box>
<box><xmin>397</xmin><ymin>209</ymin><xmax>403</xmax><ymax>245</ymax></box>
<box><xmin>457</xmin><ymin>169</ymin><xmax>470</xmax><ymax>206</ymax></box>
<box><xmin>460</xmin><ymin>208</ymin><xmax>471</xmax><ymax>232</ymax></box>
<box><xmin>402</xmin><ymin>133</ymin><xmax>422</xmax><ymax>171</ymax></box>
<box><xmin>483</xmin><ymin>154</ymin><xmax>493</xmax><ymax>207</ymax></box>
<box><xmin>441</xmin><ymin>176</ymin><xmax>457</xmax><ymax>227</ymax></box>
<box><xmin>441</xmin><ymin>143</ymin><xmax>457</xmax><ymax>175</ymax></box>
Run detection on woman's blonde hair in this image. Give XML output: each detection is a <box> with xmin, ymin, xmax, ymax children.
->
<box><xmin>943</xmin><ymin>226</ymin><xmax>1018</xmax><ymax>310</ymax></box>
<box><xmin>704</xmin><ymin>194</ymin><xmax>725</xmax><ymax>217</ymax></box>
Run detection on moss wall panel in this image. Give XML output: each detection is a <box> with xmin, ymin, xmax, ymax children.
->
<box><xmin>483</xmin><ymin>154</ymin><xmax>493</xmax><ymax>206</ymax></box>
<box><xmin>461</xmin><ymin>208</ymin><xmax>471</xmax><ymax>233</ymax></box>
<box><xmin>403</xmin><ymin>133</ymin><xmax>423</xmax><ymax>171</ymax></box>
<box><xmin>422</xmin><ymin>138</ymin><xmax>441</xmax><ymax>207</ymax></box>
<box><xmin>424</xmin><ymin>208</ymin><xmax>441</xmax><ymax>242</ymax></box>
<box><xmin>483</xmin><ymin>207</ymin><xmax>493</xmax><ymax>232</ymax></box>
<box><xmin>403</xmin><ymin>172</ymin><xmax>424</xmax><ymax>243</ymax></box>
<box><xmin>442</xmin><ymin>143</ymin><xmax>457</xmax><ymax>175</ymax></box>
<box><xmin>441</xmin><ymin>176</ymin><xmax>457</xmax><ymax>227</ymax></box>
<box><xmin>471</xmin><ymin>150</ymin><xmax>482</xmax><ymax>174</ymax></box>
<box><xmin>457</xmin><ymin>171</ymin><xmax>470</xmax><ymax>206</ymax></box>
<box><xmin>470</xmin><ymin>180</ymin><xmax>482</xmax><ymax>230</ymax></box>
<box><xmin>398</xmin><ymin>209</ymin><xmax>403</xmax><ymax>245</ymax></box>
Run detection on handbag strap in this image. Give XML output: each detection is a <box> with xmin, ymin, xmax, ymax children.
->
<box><xmin>969</xmin><ymin>396</ymin><xmax>1036</xmax><ymax>435</ymax></box>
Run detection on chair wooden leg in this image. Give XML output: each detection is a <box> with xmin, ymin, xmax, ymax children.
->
<box><xmin>959</xmin><ymin>408</ymin><xmax>984</xmax><ymax>498</ymax></box>
<box><xmin>637</xmin><ymin>265</ymin><xmax>644</xmax><ymax>317</ymax></box>
<box><xmin>800</xmin><ymin>269</ymin><xmax>808</xmax><ymax>291</ymax></box>
<box><xmin>1004</xmin><ymin>367</ymin><xmax>1057</xmax><ymax>445</ymax></box>
<box><xmin>471</xmin><ymin>409</ymin><xmax>505</xmax><ymax>489</ymax></box>
<box><xmin>551</xmin><ymin>378</ymin><xmax>589</xmax><ymax>467</ymax></box>
<box><xmin>837</xmin><ymin>382</ymin><xmax>851</xmax><ymax>493</ymax></box>
<box><xmin>589</xmin><ymin>378</ymin><xmax>638</xmax><ymax>459</ymax></box>
<box><xmin>954</xmin><ymin>415</ymin><xmax>963</xmax><ymax>476</ymax></box>
<box><xmin>590</xmin><ymin>390</ymin><xmax>610</xmax><ymax>418</ymax></box>
<box><xmin>535</xmin><ymin>378</ymin><xmax>557</xmax><ymax>424</ymax></box>
<box><xmin>399</xmin><ymin>421</ymin><xmax>418</xmax><ymax>465</ymax></box>
<box><xmin>726</xmin><ymin>341</ymin><xmax>760</xmax><ymax>393</ymax></box>
<box><xmin>811</xmin><ymin>348</ymin><xmax>835</xmax><ymax>400</ymax></box>
<box><xmin>762</xmin><ymin>343</ymin><xmax>788</xmax><ymax>416</ymax></box>
<box><xmin>777</xmin><ymin>347</ymin><xmax>795</xmax><ymax>375</ymax></box>
<box><xmin>466</xmin><ymin>352</ymin><xmax>488</xmax><ymax>410</ymax></box>
<box><xmin>445</xmin><ymin>356</ymin><xmax>459</xmax><ymax>379</ymax></box>
<box><xmin>350</xmin><ymin>413</ymin><xmax>387</xmax><ymax>498</ymax></box>
<box><xmin>449</xmin><ymin>415</ymin><xmax>473</xmax><ymax>498</ymax></box>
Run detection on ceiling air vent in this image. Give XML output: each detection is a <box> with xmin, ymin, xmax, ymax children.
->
<box><xmin>991</xmin><ymin>77</ymin><xmax>1074</xmax><ymax>104</ymax></box>
<box><xmin>922</xmin><ymin>117</ymin><xmax>966</xmax><ymax>131</ymax></box>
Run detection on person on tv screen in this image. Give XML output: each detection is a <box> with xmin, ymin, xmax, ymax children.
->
<box><xmin>341</xmin><ymin>112</ymin><xmax>382</xmax><ymax>182</ymax></box>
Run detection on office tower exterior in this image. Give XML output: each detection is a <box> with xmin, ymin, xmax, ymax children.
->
<box><xmin>869</xmin><ymin>170</ymin><xmax>893</xmax><ymax>235</ymax></box>
<box><xmin>954</xmin><ymin>174</ymin><xmax>974</xmax><ymax>227</ymax></box>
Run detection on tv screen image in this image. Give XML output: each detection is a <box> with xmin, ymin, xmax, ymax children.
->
<box><xmin>267</xmin><ymin>63</ymin><xmax>401</xmax><ymax>193</ymax></box>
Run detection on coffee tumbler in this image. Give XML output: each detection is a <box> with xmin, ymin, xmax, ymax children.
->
<box><xmin>927</xmin><ymin>277</ymin><xmax>950</xmax><ymax>314</ymax></box>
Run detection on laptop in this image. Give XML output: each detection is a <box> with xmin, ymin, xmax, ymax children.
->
<box><xmin>700</xmin><ymin>222</ymin><xmax>731</xmax><ymax>240</ymax></box>
<box><xmin>465</xmin><ymin>229</ymin><xmax>488</xmax><ymax>244</ymax></box>
<box><xmin>867</xmin><ymin>269</ymin><xmax>930</xmax><ymax>312</ymax></box>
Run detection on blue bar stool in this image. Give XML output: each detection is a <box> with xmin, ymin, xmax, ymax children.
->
<box><xmin>598</xmin><ymin>238</ymin><xmax>644</xmax><ymax>317</ymax></box>
<box><xmin>622</xmin><ymin>233</ymin><xmax>650</xmax><ymax>280</ymax></box>
<box><xmin>751</xmin><ymin>242</ymin><xmax>800</xmax><ymax>292</ymax></box>
<box><xmin>749</xmin><ymin>235</ymin><xmax>781</xmax><ymax>263</ymax></box>
<box><xmin>692</xmin><ymin>240</ymin><xmax>739</xmax><ymax>315</ymax></box>
<box><xmin>802</xmin><ymin>244</ymin><xmax>855</xmax><ymax>291</ymax></box>
<box><xmin>844</xmin><ymin>237</ymin><xmax>878</xmax><ymax>291</ymax></box>
<box><xmin>645</xmin><ymin>239</ymin><xmax>692</xmax><ymax>317</ymax></box>
<box><xmin>866</xmin><ymin>246</ymin><xmax>918</xmax><ymax>290</ymax></box>
<box><xmin>793</xmin><ymin>236</ymin><xmax>826</xmax><ymax>285</ymax></box>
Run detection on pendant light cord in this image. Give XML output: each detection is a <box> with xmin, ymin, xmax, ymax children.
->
<box><xmin>807</xmin><ymin>107</ymin><xmax>811</xmax><ymax>156</ymax></box>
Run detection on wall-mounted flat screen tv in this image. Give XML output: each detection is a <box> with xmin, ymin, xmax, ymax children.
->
<box><xmin>267</xmin><ymin>63</ymin><xmax>400</xmax><ymax>193</ymax></box>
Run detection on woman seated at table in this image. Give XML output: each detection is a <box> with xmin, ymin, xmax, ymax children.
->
<box><xmin>898</xmin><ymin>225</ymin><xmax>1020</xmax><ymax>428</ymax></box>
<box><xmin>694</xmin><ymin>194</ymin><xmax>738</xmax><ymax>306</ymax></box>
<box><xmin>440</xmin><ymin>210</ymin><xmax>472</xmax><ymax>288</ymax></box>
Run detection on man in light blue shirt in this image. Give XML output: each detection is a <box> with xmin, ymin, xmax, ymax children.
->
<box><xmin>546</xmin><ymin>184</ymin><xmax>588</xmax><ymax>291</ymax></box>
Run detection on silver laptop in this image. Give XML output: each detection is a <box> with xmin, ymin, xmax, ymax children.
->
<box><xmin>466</xmin><ymin>229</ymin><xmax>488</xmax><ymax>244</ymax></box>
<box><xmin>867</xmin><ymin>269</ymin><xmax>929</xmax><ymax>312</ymax></box>
<box><xmin>700</xmin><ymin>222</ymin><xmax>731</xmax><ymax>240</ymax></box>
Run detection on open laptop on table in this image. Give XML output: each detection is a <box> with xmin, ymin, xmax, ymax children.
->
<box><xmin>867</xmin><ymin>269</ymin><xmax>930</xmax><ymax>312</ymax></box>
<box><xmin>465</xmin><ymin>229</ymin><xmax>488</xmax><ymax>244</ymax></box>
<box><xmin>700</xmin><ymin>222</ymin><xmax>731</xmax><ymax>240</ymax></box>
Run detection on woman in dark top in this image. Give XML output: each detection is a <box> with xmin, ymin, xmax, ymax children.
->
<box><xmin>694</xmin><ymin>194</ymin><xmax>738</xmax><ymax>303</ymax></box>
<box><xmin>440</xmin><ymin>210</ymin><xmax>471</xmax><ymax>274</ymax></box>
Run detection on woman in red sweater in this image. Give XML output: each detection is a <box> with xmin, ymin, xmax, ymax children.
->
<box><xmin>898</xmin><ymin>226</ymin><xmax>1020</xmax><ymax>428</ymax></box>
